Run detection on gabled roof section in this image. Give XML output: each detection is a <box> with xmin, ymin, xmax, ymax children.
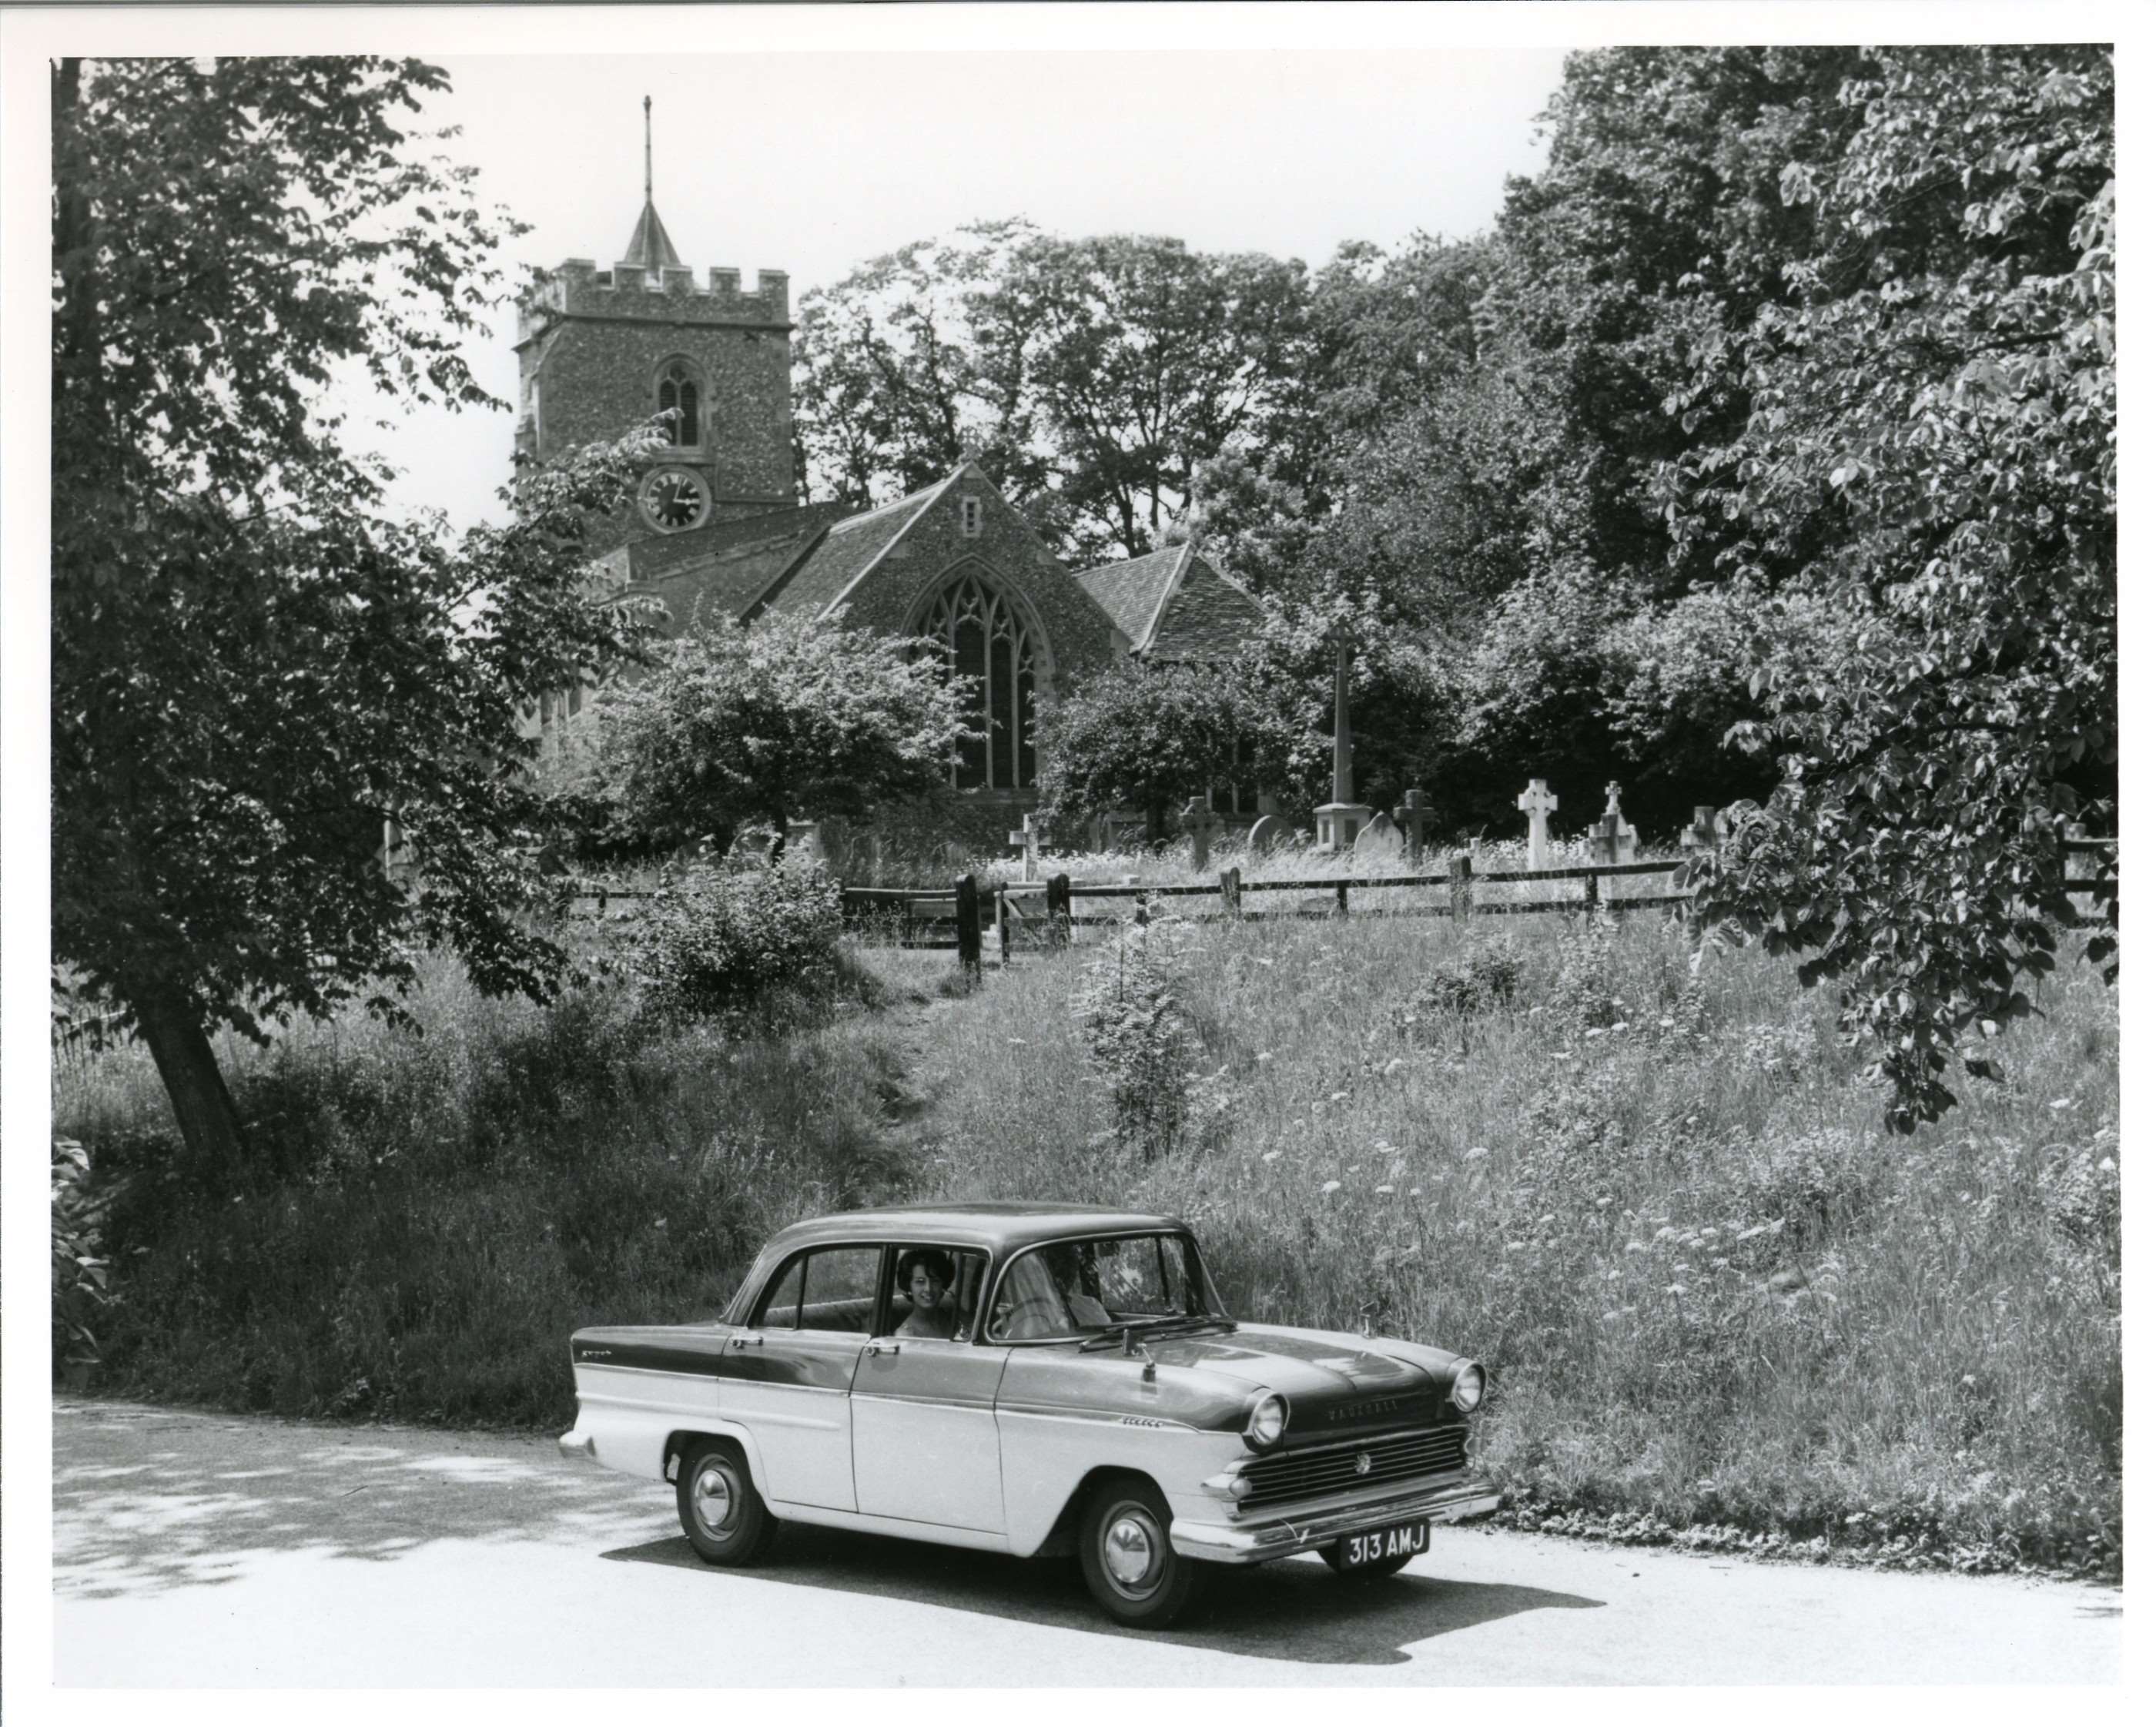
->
<box><xmin>601</xmin><ymin>504</ymin><xmax>841</xmax><ymax>634</ymax></box>
<box><xmin>620</xmin><ymin>198</ymin><xmax>682</xmax><ymax>272</ymax></box>
<box><xmin>750</xmin><ymin>464</ymin><xmax>970</xmax><ymax>622</ymax></box>
<box><xmin>1070</xmin><ymin>541</ymin><xmax>1264</xmax><ymax>659</ymax></box>
<box><xmin>1146</xmin><ymin>550</ymin><xmax>1267</xmax><ymax>661</ymax></box>
<box><xmin>1070</xmin><ymin>544</ymin><xmax>1187</xmax><ymax>648</ymax></box>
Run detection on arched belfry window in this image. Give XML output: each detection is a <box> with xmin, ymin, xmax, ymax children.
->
<box><xmin>658</xmin><ymin>360</ymin><xmax>700</xmax><ymax>447</ymax></box>
<box><xmin>918</xmin><ymin>573</ymin><xmax>1038</xmax><ymax>791</ymax></box>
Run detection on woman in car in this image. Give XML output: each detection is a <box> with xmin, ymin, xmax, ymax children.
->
<box><xmin>893</xmin><ymin>1247</ymin><xmax>958</xmax><ymax>1339</ymax></box>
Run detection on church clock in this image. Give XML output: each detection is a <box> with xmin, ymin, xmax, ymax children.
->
<box><xmin>638</xmin><ymin>467</ymin><xmax>712</xmax><ymax>532</ymax></box>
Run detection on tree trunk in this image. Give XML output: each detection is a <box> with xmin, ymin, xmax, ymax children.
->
<box><xmin>126</xmin><ymin>976</ymin><xmax>246</xmax><ymax>1173</ymax></box>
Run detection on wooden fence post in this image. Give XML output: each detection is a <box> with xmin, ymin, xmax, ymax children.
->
<box><xmin>1584</xmin><ymin>869</ymin><xmax>1601</xmax><ymax>915</ymax></box>
<box><xmin>996</xmin><ymin>882</ymin><xmax>1011</xmax><ymax>966</ymax></box>
<box><xmin>956</xmin><ymin>873</ymin><xmax>981</xmax><ymax>979</ymax></box>
<box><xmin>1334</xmin><ymin>879</ymin><xmax>1350</xmax><ymax>917</ymax></box>
<box><xmin>1047</xmin><ymin>872</ymin><xmax>1072</xmax><ymax>947</ymax></box>
<box><xmin>1449</xmin><ymin>852</ymin><xmax>1474</xmax><ymax>922</ymax></box>
<box><xmin>1219</xmin><ymin>865</ymin><xmax>1242</xmax><ymax>921</ymax></box>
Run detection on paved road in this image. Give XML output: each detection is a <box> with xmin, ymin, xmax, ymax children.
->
<box><xmin>53</xmin><ymin>1398</ymin><xmax>2121</xmax><ymax>1687</ymax></box>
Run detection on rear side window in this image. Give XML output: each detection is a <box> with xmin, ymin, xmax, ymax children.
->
<box><xmin>752</xmin><ymin>1245</ymin><xmax>886</xmax><ymax>1336</ymax></box>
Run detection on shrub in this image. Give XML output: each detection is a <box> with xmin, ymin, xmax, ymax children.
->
<box><xmin>52</xmin><ymin>1136</ymin><xmax>116</xmax><ymax>1384</ymax></box>
<box><xmin>631</xmin><ymin>862</ymin><xmax>842</xmax><ymax>1027</ymax></box>
<box><xmin>1073</xmin><ymin>909</ymin><xmax>1204</xmax><ymax>1159</ymax></box>
<box><xmin>1407</xmin><ymin>933</ymin><xmax>1524</xmax><ymax>1023</ymax></box>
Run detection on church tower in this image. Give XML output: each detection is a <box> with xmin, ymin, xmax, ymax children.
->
<box><xmin>513</xmin><ymin>98</ymin><xmax>796</xmax><ymax>545</ymax></box>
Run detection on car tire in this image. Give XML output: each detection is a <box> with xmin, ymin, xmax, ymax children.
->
<box><xmin>676</xmin><ymin>1439</ymin><xmax>778</xmax><ymax>1567</ymax></box>
<box><xmin>1077</xmin><ymin>1477</ymin><xmax>1199</xmax><ymax>1628</ymax></box>
<box><xmin>1320</xmin><ymin>1540</ymin><xmax>1416</xmax><ymax>1578</ymax></box>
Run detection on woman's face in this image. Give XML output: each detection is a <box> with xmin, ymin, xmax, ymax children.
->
<box><xmin>908</xmin><ymin>1264</ymin><xmax>946</xmax><ymax>1310</ymax></box>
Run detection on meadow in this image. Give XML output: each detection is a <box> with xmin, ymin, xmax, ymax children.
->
<box><xmin>54</xmin><ymin>883</ymin><xmax>2120</xmax><ymax>1577</ymax></box>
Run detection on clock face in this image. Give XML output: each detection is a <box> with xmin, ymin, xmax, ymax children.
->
<box><xmin>640</xmin><ymin>468</ymin><xmax>711</xmax><ymax>532</ymax></box>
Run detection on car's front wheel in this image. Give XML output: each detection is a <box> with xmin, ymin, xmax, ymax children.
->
<box><xmin>676</xmin><ymin>1439</ymin><xmax>778</xmax><ymax>1567</ymax></box>
<box><xmin>1077</xmin><ymin>1476</ymin><xmax>1200</xmax><ymax>1628</ymax></box>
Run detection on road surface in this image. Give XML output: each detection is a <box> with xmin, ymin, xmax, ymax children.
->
<box><xmin>52</xmin><ymin>1398</ymin><xmax>2121</xmax><ymax>1686</ymax></box>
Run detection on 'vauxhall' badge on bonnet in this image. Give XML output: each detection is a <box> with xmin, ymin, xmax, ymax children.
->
<box><xmin>1354</xmin><ymin>1453</ymin><xmax>1373</xmax><ymax>1475</ymax></box>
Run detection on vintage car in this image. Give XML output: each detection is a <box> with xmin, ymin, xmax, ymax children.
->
<box><xmin>559</xmin><ymin>1202</ymin><xmax>1498</xmax><ymax>1627</ymax></box>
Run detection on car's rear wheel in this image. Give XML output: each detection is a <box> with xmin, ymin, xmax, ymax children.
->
<box><xmin>1320</xmin><ymin>1540</ymin><xmax>1416</xmax><ymax>1578</ymax></box>
<box><xmin>676</xmin><ymin>1439</ymin><xmax>778</xmax><ymax>1567</ymax></box>
<box><xmin>1077</xmin><ymin>1477</ymin><xmax>1199</xmax><ymax>1628</ymax></box>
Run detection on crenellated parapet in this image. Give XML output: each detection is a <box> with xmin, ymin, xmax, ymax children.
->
<box><xmin>517</xmin><ymin>258</ymin><xmax>792</xmax><ymax>343</ymax></box>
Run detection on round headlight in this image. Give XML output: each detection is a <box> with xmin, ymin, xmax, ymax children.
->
<box><xmin>1450</xmin><ymin>1362</ymin><xmax>1486</xmax><ymax>1413</ymax></box>
<box><xmin>1244</xmin><ymin>1391</ymin><xmax>1289</xmax><ymax>1451</ymax></box>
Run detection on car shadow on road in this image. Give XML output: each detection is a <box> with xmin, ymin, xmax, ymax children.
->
<box><xmin>602</xmin><ymin>1527</ymin><xmax>1602</xmax><ymax>1667</ymax></box>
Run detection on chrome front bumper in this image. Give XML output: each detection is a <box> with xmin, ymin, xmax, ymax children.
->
<box><xmin>1170</xmin><ymin>1474</ymin><xmax>1502</xmax><ymax>1565</ymax></box>
<box><xmin>557</xmin><ymin>1428</ymin><xmax>597</xmax><ymax>1461</ymax></box>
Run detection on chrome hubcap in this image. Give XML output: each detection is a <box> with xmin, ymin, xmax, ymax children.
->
<box><xmin>693</xmin><ymin>1464</ymin><xmax>735</xmax><ymax>1536</ymax></box>
<box><xmin>1103</xmin><ymin>1508</ymin><xmax>1161</xmax><ymax>1593</ymax></box>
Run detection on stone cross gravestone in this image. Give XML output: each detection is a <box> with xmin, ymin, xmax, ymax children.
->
<box><xmin>1179</xmin><ymin>796</ymin><xmax>1224</xmax><ymax>872</ymax></box>
<box><xmin>1591</xmin><ymin>783</ymin><xmax>1639</xmax><ymax>874</ymax></box>
<box><xmin>1351</xmin><ymin>808</ymin><xmax>1405</xmax><ymax>865</ymax></box>
<box><xmin>1517</xmin><ymin>779</ymin><xmax>1558</xmax><ymax>870</ymax></box>
<box><xmin>1007</xmin><ymin>812</ymin><xmax>1041</xmax><ymax>882</ymax></box>
<box><xmin>1391</xmin><ymin>788</ymin><xmax>1431</xmax><ymax>867</ymax></box>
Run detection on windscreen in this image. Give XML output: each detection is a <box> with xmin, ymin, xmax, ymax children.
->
<box><xmin>986</xmin><ymin>1233</ymin><xmax>1227</xmax><ymax>1341</ymax></box>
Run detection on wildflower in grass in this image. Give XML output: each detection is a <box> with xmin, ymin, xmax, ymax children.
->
<box><xmin>1255</xmin><ymin>1051</ymin><xmax>1272</xmax><ymax>1063</ymax></box>
<box><xmin>1655</xmin><ymin>1225</ymin><xmax>1679</xmax><ymax>1241</ymax></box>
<box><xmin>1330</xmin><ymin>1090</ymin><xmax>1350</xmax><ymax>1102</ymax></box>
<box><xmin>1006</xmin><ymin>1037</ymin><xmax>1027</xmax><ymax>1046</ymax></box>
<box><xmin>1625</xmin><ymin>1241</ymin><xmax>1646</xmax><ymax>1253</ymax></box>
<box><xmin>1506</xmin><ymin>1241</ymin><xmax>1526</xmax><ymax>1252</ymax></box>
<box><xmin>1596</xmin><ymin>1195</ymin><xmax>1614</xmax><ymax>1209</ymax></box>
<box><xmin>1320</xmin><ymin>1179</ymin><xmax>1342</xmax><ymax>1196</ymax></box>
<box><xmin>1465</xmin><ymin>1146</ymin><xmax>1489</xmax><ymax>1160</ymax></box>
<box><xmin>1383</xmin><ymin>1058</ymin><xmax>1404</xmax><ymax>1077</ymax></box>
<box><xmin>1375</xmin><ymin>1183</ymin><xmax>1395</xmax><ymax>1194</ymax></box>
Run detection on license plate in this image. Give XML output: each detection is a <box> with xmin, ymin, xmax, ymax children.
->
<box><xmin>1339</xmin><ymin>1520</ymin><xmax>1430</xmax><ymax>1569</ymax></box>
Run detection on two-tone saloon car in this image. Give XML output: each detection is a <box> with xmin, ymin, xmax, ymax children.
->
<box><xmin>559</xmin><ymin>1203</ymin><xmax>1498</xmax><ymax>1626</ymax></box>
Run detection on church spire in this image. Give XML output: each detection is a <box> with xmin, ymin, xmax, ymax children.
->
<box><xmin>620</xmin><ymin>94</ymin><xmax>682</xmax><ymax>271</ymax></box>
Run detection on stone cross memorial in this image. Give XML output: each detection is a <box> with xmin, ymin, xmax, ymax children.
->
<box><xmin>1312</xmin><ymin>627</ymin><xmax>1374</xmax><ymax>853</ymax></box>
<box><xmin>1592</xmin><ymin>782</ymin><xmax>1639</xmax><ymax>872</ymax></box>
<box><xmin>1517</xmin><ymin>778</ymin><xmax>1558</xmax><ymax>870</ymax></box>
<box><xmin>1007</xmin><ymin>812</ymin><xmax>1041</xmax><ymax>882</ymax></box>
<box><xmin>1179</xmin><ymin>796</ymin><xmax>1224</xmax><ymax>872</ymax></box>
<box><xmin>1391</xmin><ymin>788</ymin><xmax>1431</xmax><ymax>867</ymax></box>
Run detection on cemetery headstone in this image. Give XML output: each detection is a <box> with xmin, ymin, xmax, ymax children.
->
<box><xmin>1517</xmin><ymin>779</ymin><xmax>1558</xmax><ymax>870</ymax></box>
<box><xmin>1179</xmin><ymin>795</ymin><xmax>1224</xmax><ymax>872</ymax></box>
<box><xmin>1247</xmin><ymin>813</ymin><xmax>1291</xmax><ymax>854</ymax></box>
<box><xmin>1351</xmin><ymin>808</ymin><xmax>1405</xmax><ymax>865</ymax></box>
<box><xmin>785</xmin><ymin>818</ymin><xmax>828</xmax><ymax>869</ymax></box>
<box><xmin>1391</xmin><ymin>788</ymin><xmax>1431</xmax><ymax>867</ymax></box>
<box><xmin>726</xmin><ymin>824</ymin><xmax>781</xmax><ymax>870</ymax></box>
<box><xmin>1007</xmin><ymin>812</ymin><xmax>1041</xmax><ymax>882</ymax></box>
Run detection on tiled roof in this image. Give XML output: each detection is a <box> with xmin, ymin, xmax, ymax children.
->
<box><xmin>1070</xmin><ymin>544</ymin><xmax>1187</xmax><ymax>646</ymax></box>
<box><xmin>1147</xmin><ymin>552</ymin><xmax>1266</xmax><ymax>661</ymax></box>
<box><xmin>752</xmin><ymin>474</ymin><xmax>956</xmax><ymax>621</ymax></box>
<box><xmin>609</xmin><ymin>505</ymin><xmax>840</xmax><ymax>633</ymax></box>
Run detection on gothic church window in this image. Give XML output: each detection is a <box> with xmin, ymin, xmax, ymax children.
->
<box><xmin>658</xmin><ymin>360</ymin><xmax>700</xmax><ymax>447</ymax></box>
<box><xmin>919</xmin><ymin>574</ymin><xmax>1037</xmax><ymax>791</ymax></box>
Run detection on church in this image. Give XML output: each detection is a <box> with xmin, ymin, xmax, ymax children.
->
<box><xmin>513</xmin><ymin>136</ymin><xmax>1264</xmax><ymax>809</ymax></box>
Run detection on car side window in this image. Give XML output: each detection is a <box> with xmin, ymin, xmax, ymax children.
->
<box><xmin>795</xmin><ymin>1247</ymin><xmax>884</xmax><ymax>1336</ymax></box>
<box><xmin>882</xmin><ymin>1246</ymin><xmax>988</xmax><ymax>1341</ymax></box>
<box><xmin>752</xmin><ymin>1257</ymin><xmax>805</xmax><ymax>1329</ymax></box>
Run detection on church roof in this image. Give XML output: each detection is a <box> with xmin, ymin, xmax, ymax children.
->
<box><xmin>620</xmin><ymin>198</ymin><xmax>682</xmax><ymax>271</ymax></box>
<box><xmin>600</xmin><ymin>504</ymin><xmax>841</xmax><ymax>632</ymax></box>
<box><xmin>750</xmin><ymin>467</ymin><xmax>965</xmax><ymax>622</ymax></box>
<box><xmin>1070</xmin><ymin>541</ymin><xmax>1264</xmax><ymax>660</ymax></box>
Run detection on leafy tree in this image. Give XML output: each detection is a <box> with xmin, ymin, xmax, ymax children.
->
<box><xmin>795</xmin><ymin>226</ymin><xmax>1320</xmax><ymax>565</ymax></box>
<box><xmin>1677</xmin><ymin>47</ymin><xmax>2116</xmax><ymax>1127</ymax></box>
<box><xmin>51</xmin><ymin>56</ymin><xmax>651</xmax><ymax>1172</ymax></box>
<box><xmin>1033</xmin><ymin>658</ymin><xmax>1302</xmax><ymax>841</ymax></box>
<box><xmin>586</xmin><ymin>611</ymin><xmax>972</xmax><ymax>855</ymax></box>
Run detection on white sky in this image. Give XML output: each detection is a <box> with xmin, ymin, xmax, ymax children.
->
<box><xmin>364</xmin><ymin>47</ymin><xmax>1568</xmax><ymax>529</ymax></box>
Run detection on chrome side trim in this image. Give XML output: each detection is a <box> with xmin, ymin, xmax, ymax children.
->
<box><xmin>1169</xmin><ymin>1475</ymin><xmax>1502</xmax><ymax>1564</ymax></box>
<box><xmin>852</xmin><ymin>1391</ymin><xmax>997</xmax><ymax>1412</ymax></box>
<box><xmin>996</xmin><ymin>1403</ymin><xmax>1199</xmax><ymax>1432</ymax></box>
<box><xmin>765</xmin><ymin>1498</ymin><xmax>1013</xmax><ymax>1554</ymax></box>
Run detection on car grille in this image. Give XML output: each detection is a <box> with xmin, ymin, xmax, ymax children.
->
<box><xmin>1240</xmin><ymin>1425</ymin><xmax>1468</xmax><ymax>1510</ymax></box>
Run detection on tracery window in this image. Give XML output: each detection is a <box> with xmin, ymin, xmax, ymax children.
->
<box><xmin>658</xmin><ymin>360</ymin><xmax>700</xmax><ymax>447</ymax></box>
<box><xmin>918</xmin><ymin>574</ymin><xmax>1037</xmax><ymax>791</ymax></box>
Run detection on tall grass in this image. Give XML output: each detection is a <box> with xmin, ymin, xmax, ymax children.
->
<box><xmin>57</xmin><ymin>905</ymin><xmax>2118</xmax><ymax>1573</ymax></box>
<box><xmin>906</xmin><ymin>909</ymin><xmax>2121</xmax><ymax>1574</ymax></box>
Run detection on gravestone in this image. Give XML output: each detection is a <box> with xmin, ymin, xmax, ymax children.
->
<box><xmin>726</xmin><ymin>824</ymin><xmax>781</xmax><ymax>870</ymax></box>
<box><xmin>785</xmin><ymin>819</ymin><xmax>828</xmax><ymax>869</ymax></box>
<box><xmin>1179</xmin><ymin>796</ymin><xmax>1224</xmax><ymax>872</ymax></box>
<box><xmin>1247</xmin><ymin>813</ymin><xmax>1292</xmax><ymax>854</ymax></box>
<box><xmin>1391</xmin><ymin>788</ymin><xmax>1431</xmax><ymax>868</ymax></box>
<box><xmin>1517</xmin><ymin>779</ymin><xmax>1558</xmax><ymax>870</ymax></box>
<box><xmin>1351</xmin><ymin>809</ymin><xmax>1405</xmax><ymax>865</ymax></box>
<box><xmin>1007</xmin><ymin>812</ymin><xmax>1041</xmax><ymax>882</ymax></box>
<box><xmin>1591</xmin><ymin>783</ymin><xmax>1639</xmax><ymax>875</ymax></box>
<box><xmin>1679</xmin><ymin>805</ymin><xmax>1719</xmax><ymax>855</ymax></box>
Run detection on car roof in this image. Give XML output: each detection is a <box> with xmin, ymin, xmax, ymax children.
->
<box><xmin>764</xmin><ymin>1202</ymin><xmax>1190</xmax><ymax>1256</ymax></box>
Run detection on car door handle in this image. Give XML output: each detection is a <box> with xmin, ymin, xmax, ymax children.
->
<box><xmin>865</xmin><ymin>1340</ymin><xmax>901</xmax><ymax>1357</ymax></box>
<box><xmin>731</xmin><ymin>1333</ymin><xmax>764</xmax><ymax>1350</ymax></box>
